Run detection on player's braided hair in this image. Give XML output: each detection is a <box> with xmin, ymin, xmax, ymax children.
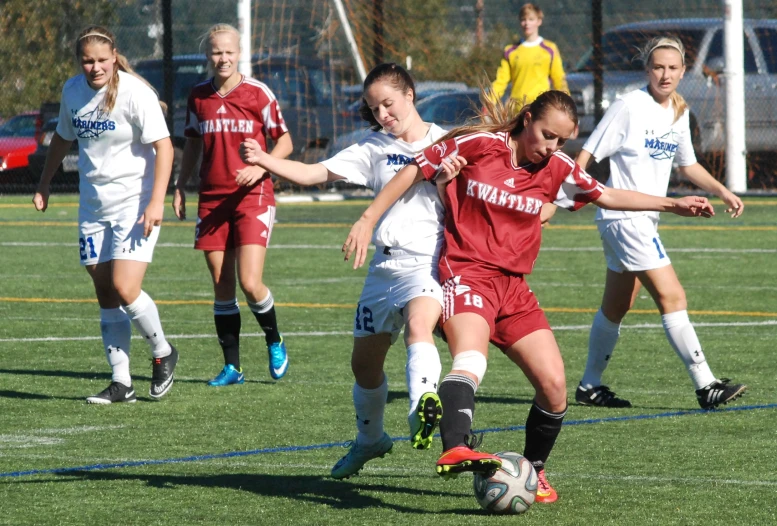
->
<box><xmin>438</xmin><ymin>88</ymin><xmax>578</xmax><ymax>144</ymax></box>
<box><xmin>359</xmin><ymin>63</ymin><xmax>416</xmax><ymax>131</ymax></box>
<box><xmin>75</xmin><ymin>25</ymin><xmax>166</xmax><ymax>114</ymax></box>
<box><xmin>639</xmin><ymin>36</ymin><xmax>688</xmax><ymax>123</ymax></box>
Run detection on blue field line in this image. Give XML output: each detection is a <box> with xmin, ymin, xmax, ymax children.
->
<box><xmin>2</xmin><ymin>403</ymin><xmax>775</xmax><ymax>479</ymax></box>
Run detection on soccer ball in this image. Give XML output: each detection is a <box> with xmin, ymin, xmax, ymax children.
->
<box><xmin>473</xmin><ymin>451</ymin><xmax>538</xmax><ymax>514</ymax></box>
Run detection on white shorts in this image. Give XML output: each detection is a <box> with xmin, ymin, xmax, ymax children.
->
<box><xmin>78</xmin><ymin>213</ymin><xmax>160</xmax><ymax>266</ymax></box>
<box><xmin>353</xmin><ymin>247</ymin><xmax>443</xmax><ymax>343</ymax></box>
<box><xmin>598</xmin><ymin>216</ymin><xmax>671</xmax><ymax>273</ymax></box>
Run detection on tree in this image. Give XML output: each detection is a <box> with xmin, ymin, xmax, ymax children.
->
<box><xmin>0</xmin><ymin>0</ymin><xmax>122</xmax><ymax>119</ymax></box>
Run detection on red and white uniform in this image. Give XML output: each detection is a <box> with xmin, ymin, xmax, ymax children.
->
<box><xmin>184</xmin><ymin>76</ymin><xmax>288</xmax><ymax>249</ymax></box>
<box><xmin>415</xmin><ymin>131</ymin><xmax>603</xmax><ymax>348</ymax></box>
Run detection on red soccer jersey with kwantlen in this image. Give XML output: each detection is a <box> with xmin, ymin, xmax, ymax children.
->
<box><xmin>185</xmin><ymin>76</ymin><xmax>288</xmax><ymax>199</ymax></box>
<box><xmin>415</xmin><ymin>131</ymin><xmax>603</xmax><ymax>277</ymax></box>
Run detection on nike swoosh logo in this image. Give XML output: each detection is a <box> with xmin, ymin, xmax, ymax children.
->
<box><xmin>125</xmin><ymin>390</ymin><xmax>135</xmax><ymax>399</ymax></box>
<box><xmin>237</xmin><ymin>374</ymin><xmax>244</xmax><ymax>382</ymax></box>
<box><xmin>272</xmin><ymin>357</ymin><xmax>288</xmax><ymax>376</ymax></box>
<box><xmin>152</xmin><ymin>376</ymin><xmax>174</xmax><ymax>393</ymax></box>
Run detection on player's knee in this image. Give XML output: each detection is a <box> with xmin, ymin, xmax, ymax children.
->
<box><xmin>403</xmin><ymin>313</ymin><xmax>435</xmax><ymax>342</ymax></box>
<box><xmin>451</xmin><ymin>350</ymin><xmax>488</xmax><ymax>386</ymax></box>
<box><xmin>536</xmin><ymin>372</ymin><xmax>567</xmax><ymax>408</ymax></box>
<box><xmin>656</xmin><ymin>290</ymin><xmax>687</xmax><ymax>313</ymax></box>
<box><xmin>111</xmin><ymin>280</ymin><xmax>140</xmax><ymax>305</ymax></box>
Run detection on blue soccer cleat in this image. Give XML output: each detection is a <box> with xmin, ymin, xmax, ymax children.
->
<box><xmin>207</xmin><ymin>364</ymin><xmax>245</xmax><ymax>386</ymax></box>
<box><xmin>268</xmin><ymin>336</ymin><xmax>288</xmax><ymax>380</ymax></box>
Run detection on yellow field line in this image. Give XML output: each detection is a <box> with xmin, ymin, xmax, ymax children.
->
<box><xmin>0</xmin><ymin>296</ymin><xmax>774</xmax><ymax>317</ymax></box>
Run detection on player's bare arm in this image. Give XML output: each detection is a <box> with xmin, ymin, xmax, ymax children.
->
<box><xmin>343</xmin><ymin>162</ymin><xmax>424</xmax><ymax>269</ymax></box>
<box><xmin>140</xmin><ymin>137</ymin><xmax>174</xmax><ymax>237</ymax></box>
<box><xmin>33</xmin><ymin>133</ymin><xmax>75</xmax><ymax>212</ymax></box>
<box><xmin>172</xmin><ymin>137</ymin><xmax>204</xmax><ymax>221</ymax></box>
<box><xmin>235</xmin><ymin>132</ymin><xmax>293</xmax><ymax>187</ymax></box>
<box><xmin>594</xmin><ymin>187</ymin><xmax>714</xmax><ymax>218</ymax></box>
<box><xmin>239</xmin><ymin>137</ymin><xmax>335</xmax><ymax>186</ymax></box>
<box><xmin>677</xmin><ymin>162</ymin><xmax>744</xmax><ymax>218</ymax></box>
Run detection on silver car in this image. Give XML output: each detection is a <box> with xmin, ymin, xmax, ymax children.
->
<box><xmin>565</xmin><ymin>18</ymin><xmax>777</xmax><ymax>156</ymax></box>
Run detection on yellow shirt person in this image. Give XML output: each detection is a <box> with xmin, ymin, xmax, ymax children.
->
<box><xmin>491</xmin><ymin>3</ymin><xmax>569</xmax><ymax>105</ymax></box>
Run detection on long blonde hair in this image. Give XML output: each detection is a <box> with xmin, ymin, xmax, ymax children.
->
<box><xmin>438</xmin><ymin>88</ymin><xmax>578</xmax><ymax>144</ymax></box>
<box><xmin>75</xmin><ymin>25</ymin><xmax>166</xmax><ymax>114</ymax></box>
<box><xmin>639</xmin><ymin>36</ymin><xmax>688</xmax><ymax>123</ymax></box>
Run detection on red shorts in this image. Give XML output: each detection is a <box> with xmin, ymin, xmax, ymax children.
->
<box><xmin>441</xmin><ymin>272</ymin><xmax>550</xmax><ymax>351</ymax></box>
<box><xmin>195</xmin><ymin>192</ymin><xmax>276</xmax><ymax>250</ymax></box>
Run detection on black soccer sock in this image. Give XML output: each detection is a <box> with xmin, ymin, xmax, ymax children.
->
<box><xmin>523</xmin><ymin>402</ymin><xmax>567</xmax><ymax>470</ymax></box>
<box><xmin>438</xmin><ymin>374</ymin><xmax>478</xmax><ymax>451</ymax></box>
<box><xmin>214</xmin><ymin>299</ymin><xmax>241</xmax><ymax>368</ymax></box>
<box><xmin>248</xmin><ymin>291</ymin><xmax>281</xmax><ymax>345</ymax></box>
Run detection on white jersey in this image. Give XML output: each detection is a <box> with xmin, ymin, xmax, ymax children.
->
<box><xmin>321</xmin><ymin>124</ymin><xmax>446</xmax><ymax>257</ymax></box>
<box><xmin>583</xmin><ymin>87</ymin><xmax>696</xmax><ymax>222</ymax></box>
<box><xmin>56</xmin><ymin>70</ymin><xmax>170</xmax><ymax>221</ymax></box>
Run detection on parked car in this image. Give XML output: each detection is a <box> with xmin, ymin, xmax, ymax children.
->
<box><xmin>0</xmin><ymin>111</ymin><xmax>43</xmax><ymax>176</ymax></box>
<box><xmin>326</xmin><ymin>89</ymin><xmax>482</xmax><ymax>160</ymax></box>
<box><xmin>565</xmin><ymin>18</ymin><xmax>777</xmax><ymax>157</ymax></box>
<box><xmin>26</xmin><ymin>117</ymin><xmax>80</xmax><ymax>190</ymax></box>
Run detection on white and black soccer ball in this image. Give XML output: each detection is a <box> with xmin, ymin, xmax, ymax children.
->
<box><xmin>473</xmin><ymin>451</ymin><xmax>538</xmax><ymax>514</ymax></box>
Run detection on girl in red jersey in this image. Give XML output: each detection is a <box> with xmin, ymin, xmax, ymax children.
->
<box><xmin>173</xmin><ymin>24</ymin><xmax>293</xmax><ymax>385</ymax></box>
<box><xmin>343</xmin><ymin>90</ymin><xmax>714</xmax><ymax>504</ymax></box>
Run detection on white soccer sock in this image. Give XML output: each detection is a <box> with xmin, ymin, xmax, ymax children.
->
<box><xmin>353</xmin><ymin>375</ymin><xmax>388</xmax><ymax>446</ymax></box>
<box><xmin>100</xmin><ymin>307</ymin><xmax>132</xmax><ymax>387</ymax></box>
<box><xmin>124</xmin><ymin>291</ymin><xmax>171</xmax><ymax>359</ymax></box>
<box><xmin>662</xmin><ymin>310</ymin><xmax>716</xmax><ymax>389</ymax></box>
<box><xmin>581</xmin><ymin>309</ymin><xmax>621</xmax><ymax>389</ymax></box>
<box><xmin>405</xmin><ymin>342</ymin><xmax>441</xmax><ymax>416</ymax></box>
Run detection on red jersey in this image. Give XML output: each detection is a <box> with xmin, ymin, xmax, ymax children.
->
<box><xmin>415</xmin><ymin>131</ymin><xmax>603</xmax><ymax>277</ymax></box>
<box><xmin>185</xmin><ymin>76</ymin><xmax>288</xmax><ymax>200</ymax></box>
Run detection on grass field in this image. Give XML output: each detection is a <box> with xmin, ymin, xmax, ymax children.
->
<box><xmin>1</xmin><ymin>194</ymin><xmax>776</xmax><ymax>525</ymax></box>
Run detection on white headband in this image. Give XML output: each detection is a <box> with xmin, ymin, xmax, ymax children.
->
<box><xmin>79</xmin><ymin>32</ymin><xmax>113</xmax><ymax>44</ymax></box>
<box><xmin>648</xmin><ymin>40</ymin><xmax>684</xmax><ymax>64</ymax></box>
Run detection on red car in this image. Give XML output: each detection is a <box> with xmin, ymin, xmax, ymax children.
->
<box><xmin>0</xmin><ymin>111</ymin><xmax>43</xmax><ymax>173</ymax></box>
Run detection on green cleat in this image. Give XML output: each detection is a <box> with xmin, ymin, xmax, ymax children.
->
<box><xmin>409</xmin><ymin>392</ymin><xmax>443</xmax><ymax>450</ymax></box>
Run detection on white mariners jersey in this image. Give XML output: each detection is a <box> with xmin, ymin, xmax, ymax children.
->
<box><xmin>321</xmin><ymin>124</ymin><xmax>446</xmax><ymax>256</ymax></box>
<box><xmin>57</xmin><ymin>70</ymin><xmax>170</xmax><ymax>221</ymax></box>
<box><xmin>583</xmin><ymin>87</ymin><xmax>696</xmax><ymax>221</ymax></box>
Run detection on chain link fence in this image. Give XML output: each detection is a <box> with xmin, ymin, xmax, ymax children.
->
<box><xmin>1</xmin><ymin>0</ymin><xmax>776</xmax><ymax>194</ymax></box>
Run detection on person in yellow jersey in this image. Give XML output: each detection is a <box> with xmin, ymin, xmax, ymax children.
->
<box><xmin>491</xmin><ymin>3</ymin><xmax>568</xmax><ymax>105</ymax></box>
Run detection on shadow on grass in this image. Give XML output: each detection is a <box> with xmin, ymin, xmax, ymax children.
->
<box><xmin>24</xmin><ymin>470</ymin><xmax>489</xmax><ymax>515</ymax></box>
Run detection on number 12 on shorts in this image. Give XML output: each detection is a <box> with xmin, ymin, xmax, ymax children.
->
<box><xmin>79</xmin><ymin>236</ymin><xmax>97</xmax><ymax>261</ymax></box>
<box><xmin>354</xmin><ymin>303</ymin><xmax>375</xmax><ymax>333</ymax></box>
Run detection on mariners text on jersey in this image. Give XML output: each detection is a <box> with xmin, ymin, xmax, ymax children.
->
<box><xmin>198</xmin><ymin>118</ymin><xmax>255</xmax><ymax>135</ymax></box>
<box><xmin>466</xmin><ymin>179</ymin><xmax>543</xmax><ymax>215</ymax></box>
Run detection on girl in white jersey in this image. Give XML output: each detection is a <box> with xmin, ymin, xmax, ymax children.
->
<box><xmin>571</xmin><ymin>36</ymin><xmax>747</xmax><ymax>410</ymax></box>
<box><xmin>33</xmin><ymin>26</ymin><xmax>178</xmax><ymax>404</ymax></box>
<box><xmin>240</xmin><ymin>63</ymin><xmax>449</xmax><ymax>479</ymax></box>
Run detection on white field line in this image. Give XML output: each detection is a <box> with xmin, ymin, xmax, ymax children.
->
<box><xmin>0</xmin><ymin>425</ymin><xmax>126</xmax><ymax>450</ymax></box>
<box><xmin>1</xmin><ymin>321</ymin><xmax>776</xmax><ymax>344</ymax></box>
<box><xmin>1</xmin><ymin>241</ymin><xmax>775</xmax><ymax>254</ymax></box>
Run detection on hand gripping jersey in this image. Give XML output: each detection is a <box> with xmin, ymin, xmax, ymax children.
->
<box><xmin>415</xmin><ymin>131</ymin><xmax>603</xmax><ymax>276</ymax></box>
<box><xmin>583</xmin><ymin>87</ymin><xmax>696</xmax><ymax>222</ymax></box>
<box><xmin>56</xmin><ymin>71</ymin><xmax>170</xmax><ymax>221</ymax></box>
<box><xmin>321</xmin><ymin>124</ymin><xmax>447</xmax><ymax>257</ymax></box>
<box><xmin>185</xmin><ymin>76</ymin><xmax>288</xmax><ymax>200</ymax></box>
<box><xmin>491</xmin><ymin>37</ymin><xmax>569</xmax><ymax>104</ymax></box>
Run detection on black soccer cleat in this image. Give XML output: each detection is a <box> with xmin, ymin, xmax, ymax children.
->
<box><xmin>696</xmin><ymin>378</ymin><xmax>747</xmax><ymax>409</ymax></box>
<box><xmin>150</xmin><ymin>344</ymin><xmax>179</xmax><ymax>399</ymax></box>
<box><xmin>86</xmin><ymin>381</ymin><xmax>137</xmax><ymax>405</ymax></box>
<box><xmin>575</xmin><ymin>383</ymin><xmax>632</xmax><ymax>408</ymax></box>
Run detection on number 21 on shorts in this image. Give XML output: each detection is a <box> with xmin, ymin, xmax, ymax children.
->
<box><xmin>79</xmin><ymin>236</ymin><xmax>97</xmax><ymax>261</ymax></box>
